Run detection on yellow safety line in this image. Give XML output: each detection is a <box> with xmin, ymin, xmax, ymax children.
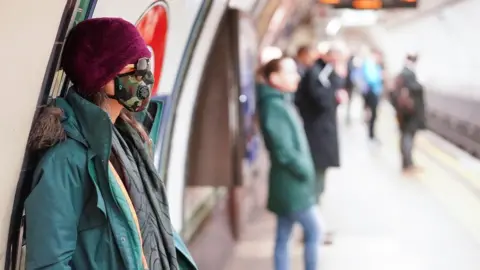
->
<box><xmin>413</xmin><ymin>151</ymin><xmax>480</xmax><ymax>245</ymax></box>
<box><xmin>349</xmin><ymin>103</ymin><xmax>480</xmax><ymax>243</ymax></box>
<box><xmin>376</xmin><ymin>110</ymin><xmax>480</xmax><ymax>191</ymax></box>
<box><xmin>416</xmin><ymin>136</ymin><xmax>480</xmax><ymax>191</ymax></box>
<box><xmin>374</xmin><ymin>114</ymin><xmax>480</xmax><ymax>244</ymax></box>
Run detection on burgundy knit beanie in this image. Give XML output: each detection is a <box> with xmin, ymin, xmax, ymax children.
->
<box><xmin>61</xmin><ymin>17</ymin><xmax>151</xmax><ymax>95</ymax></box>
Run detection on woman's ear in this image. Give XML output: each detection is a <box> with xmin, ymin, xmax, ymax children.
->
<box><xmin>269</xmin><ymin>73</ymin><xmax>281</xmax><ymax>87</ymax></box>
<box><xmin>103</xmin><ymin>80</ymin><xmax>115</xmax><ymax>96</ymax></box>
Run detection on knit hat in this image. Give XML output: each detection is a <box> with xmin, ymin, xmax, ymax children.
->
<box><xmin>61</xmin><ymin>17</ymin><xmax>151</xmax><ymax>95</ymax></box>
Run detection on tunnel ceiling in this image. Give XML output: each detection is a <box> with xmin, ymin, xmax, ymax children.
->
<box><xmin>251</xmin><ymin>0</ymin><xmax>316</xmax><ymax>48</ymax></box>
<box><xmin>253</xmin><ymin>0</ymin><xmax>479</xmax><ymax>102</ymax></box>
<box><xmin>377</xmin><ymin>0</ymin><xmax>464</xmax><ymax>28</ymax></box>
<box><xmin>308</xmin><ymin>0</ymin><xmax>466</xmax><ymax>50</ymax></box>
<box><xmin>248</xmin><ymin>0</ymin><xmax>467</xmax><ymax>56</ymax></box>
<box><xmin>321</xmin><ymin>0</ymin><xmax>455</xmax><ymax>29</ymax></box>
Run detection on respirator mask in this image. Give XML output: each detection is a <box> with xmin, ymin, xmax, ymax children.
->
<box><xmin>109</xmin><ymin>57</ymin><xmax>154</xmax><ymax>112</ymax></box>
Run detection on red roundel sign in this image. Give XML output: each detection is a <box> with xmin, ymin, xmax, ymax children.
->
<box><xmin>136</xmin><ymin>1</ymin><xmax>168</xmax><ymax>97</ymax></box>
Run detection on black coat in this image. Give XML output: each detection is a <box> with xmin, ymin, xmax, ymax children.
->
<box><xmin>295</xmin><ymin>59</ymin><xmax>341</xmax><ymax>170</ymax></box>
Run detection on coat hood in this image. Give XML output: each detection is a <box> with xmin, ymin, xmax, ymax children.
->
<box><xmin>28</xmin><ymin>89</ymin><xmax>113</xmax><ymax>160</ymax></box>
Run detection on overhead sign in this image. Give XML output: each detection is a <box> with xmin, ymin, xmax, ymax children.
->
<box><xmin>319</xmin><ymin>0</ymin><xmax>417</xmax><ymax>9</ymax></box>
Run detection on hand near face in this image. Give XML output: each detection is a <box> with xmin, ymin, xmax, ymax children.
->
<box><xmin>335</xmin><ymin>88</ymin><xmax>349</xmax><ymax>104</ymax></box>
<box><xmin>334</xmin><ymin>62</ymin><xmax>347</xmax><ymax>78</ymax></box>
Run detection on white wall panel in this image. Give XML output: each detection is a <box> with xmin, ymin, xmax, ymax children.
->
<box><xmin>166</xmin><ymin>0</ymin><xmax>229</xmax><ymax>232</ymax></box>
<box><xmin>0</xmin><ymin>0</ymin><xmax>67</xmax><ymax>262</ymax></box>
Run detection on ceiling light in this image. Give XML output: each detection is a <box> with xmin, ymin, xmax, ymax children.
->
<box><xmin>326</xmin><ymin>18</ymin><xmax>342</xmax><ymax>36</ymax></box>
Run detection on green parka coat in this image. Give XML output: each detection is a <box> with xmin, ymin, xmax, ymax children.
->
<box><xmin>257</xmin><ymin>84</ymin><xmax>317</xmax><ymax>215</ymax></box>
<box><xmin>25</xmin><ymin>92</ymin><xmax>196</xmax><ymax>269</ymax></box>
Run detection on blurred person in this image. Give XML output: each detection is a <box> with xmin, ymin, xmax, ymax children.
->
<box><xmin>295</xmin><ymin>45</ymin><xmax>315</xmax><ymax>77</ymax></box>
<box><xmin>316</xmin><ymin>41</ymin><xmax>331</xmax><ymax>60</ymax></box>
<box><xmin>257</xmin><ymin>57</ymin><xmax>321</xmax><ymax>270</ymax></box>
<box><xmin>254</xmin><ymin>46</ymin><xmax>284</xmax><ymax>135</ymax></box>
<box><xmin>291</xmin><ymin>45</ymin><xmax>315</xmax><ymax>102</ymax></box>
<box><xmin>256</xmin><ymin>46</ymin><xmax>284</xmax><ymax>84</ymax></box>
<box><xmin>24</xmin><ymin>18</ymin><xmax>196</xmax><ymax>270</ymax></box>
<box><xmin>362</xmin><ymin>49</ymin><xmax>384</xmax><ymax>142</ymax></box>
<box><xmin>391</xmin><ymin>53</ymin><xmax>426</xmax><ymax>174</ymax></box>
<box><xmin>351</xmin><ymin>56</ymin><xmax>366</xmax><ymax>90</ymax></box>
<box><xmin>344</xmin><ymin>55</ymin><xmax>357</xmax><ymax>124</ymax></box>
<box><xmin>376</xmin><ymin>50</ymin><xmax>386</xmax><ymax>86</ymax></box>
<box><xmin>357</xmin><ymin>46</ymin><xmax>372</xmax><ymax>121</ymax></box>
<box><xmin>295</xmin><ymin>41</ymin><xmax>347</xmax><ymax>245</ymax></box>
<box><xmin>261</xmin><ymin>46</ymin><xmax>283</xmax><ymax>65</ymax></box>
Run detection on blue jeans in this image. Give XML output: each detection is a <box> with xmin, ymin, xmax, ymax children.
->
<box><xmin>274</xmin><ymin>206</ymin><xmax>321</xmax><ymax>270</ymax></box>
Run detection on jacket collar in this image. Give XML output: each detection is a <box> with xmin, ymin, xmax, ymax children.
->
<box><xmin>315</xmin><ymin>58</ymin><xmax>327</xmax><ymax>67</ymax></box>
<box><xmin>256</xmin><ymin>83</ymin><xmax>285</xmax><ymax>104</ymax></box>
<box><xmin>56</xmin><ymin>90</ymin><xmax>113</xmax><ymax>161</ymax></box>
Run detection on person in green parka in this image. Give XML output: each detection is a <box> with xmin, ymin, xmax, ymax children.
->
<box><xmin>24</xmin><ymin>18</ymin><xmax>196</xmax><ymax>270</ymax></box>
<box><xmin>257</xmin><ymin>57</ymin><xmax>321</xmax><ymax>270</ymax></box>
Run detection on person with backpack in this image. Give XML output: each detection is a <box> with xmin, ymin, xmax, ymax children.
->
<box><xmin>24</xmin><ymin>18</ymin><xmax>196</xmax><ymax>270</ymax></box>
<box><xmin>391</xmin><ymin>53</ymin><xmax>426</xmax><ymax>174</ymax></box>
<box><xmin>257</xmin><ymin>57</ymin><xmax>320</xmax><ymax>270</ymax></box>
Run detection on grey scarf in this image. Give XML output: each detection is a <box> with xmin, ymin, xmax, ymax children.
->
<box><xmin>111</xmin><ymin>119</ymin><xmax>178</xmax><ymax>270</ymax></box>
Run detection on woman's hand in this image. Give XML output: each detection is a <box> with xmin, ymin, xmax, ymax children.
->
<box><xmin>334</xmin><ymin>62</ymin><xmax>347</xmax><ymax>78</ymax></box>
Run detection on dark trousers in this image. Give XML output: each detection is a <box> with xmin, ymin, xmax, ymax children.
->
<box><xmin>345</xmin><ymin>88</ymin><xmax>354</xmax><ymax>124</ymax></box>
<box><xmin>315</xmin><ymin>168</ymin><xmax>326</xmax><ymax>204</ymax></box>
<box><xmin>364</xmin><ymin>90</ymin><xmax>379</xmax><ymax>139</ymax></box>
<box><xmin>400</xmin><ymin>129</ymin><xmax>416</xmax><ymax>169</ymax></box>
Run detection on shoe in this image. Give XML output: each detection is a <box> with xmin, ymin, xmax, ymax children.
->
<box><xmin>410</xmin><ymin>165</ymin><xmax>423</xmax><ymax>172</ymax></box>
<box><xmin>402</xmin><ymin>167</ymin><xmax>414</xmax><ymax>175</ymax></box>
<box><xmin>299</xmin><ymin>231</ymin><xmax>334</xmax><ymax>245</ymax></box>
<box><xmin>402</xmin><ymin>166</ymin><xmax>420</xmax><ymax>176</ymax></box>
<box><xmin>323</xmin><ymin>232</ymin><xmax>334</xmax><ymax>245</ymax></box>
<box><xmin>368</xmin><ymin>137</ymin><xmax>381</xmax><ymax>145</ymax></box>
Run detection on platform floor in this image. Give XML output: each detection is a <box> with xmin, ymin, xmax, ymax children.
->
<box><xmin>225</xmin><ymin>97</ymin><xmax>480</xmax><ymax>270</ymax></box>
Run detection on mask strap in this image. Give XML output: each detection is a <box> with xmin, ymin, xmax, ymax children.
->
<box><xmin>107</xmin><ymin>77</ymin><xmax>122</xmax><ymax>99</ymax></box>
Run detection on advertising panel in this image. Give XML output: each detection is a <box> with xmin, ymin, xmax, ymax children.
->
<box><xmin>238</xmin><ymin>14</ymin><xmax>259</xmax><ymax>164</ymax></box>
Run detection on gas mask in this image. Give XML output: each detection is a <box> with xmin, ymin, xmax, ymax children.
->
<box><xmin>109</xmin><ymin>58</ymin><xmax>154</xmax><ymax>112</ymax></box>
